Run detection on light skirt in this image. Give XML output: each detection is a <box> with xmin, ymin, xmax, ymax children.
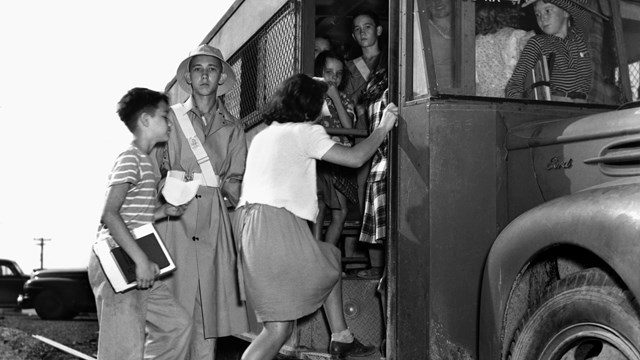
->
<box><xmin>240</xmin><ymin>204</ymin><xmax>341</xmax><ymax>322</ymax></box>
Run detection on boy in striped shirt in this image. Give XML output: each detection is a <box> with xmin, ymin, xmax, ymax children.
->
<box><xmin>88</xmin><ymin>88</ymin><xmax>192</xmax><ymax>360</ymax></box>
<box><xmin>505</xmin><ymin>0</ymin><xmax>592</xmax><ymax>102</ymax></box>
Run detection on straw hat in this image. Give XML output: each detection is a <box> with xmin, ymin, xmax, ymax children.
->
<box><xmin>521</xmin><ymin>0</ymin><xmax>588</xmax><ymax>13</ymax></box>
<box><xmin>176</xmin><ymin>44</ymin><xmax>237</xmax><ymax>95</ymax></box>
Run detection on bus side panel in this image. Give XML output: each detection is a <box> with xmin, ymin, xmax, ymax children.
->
<box><xmin>396</xmin><ymin>100</ymin><xmax>504</xmax><ymax>359</ymax></box>
<box><xmin>395</xmin><ymin>102</ymin><xmax>431</xmax><ymax>359</ymax></box>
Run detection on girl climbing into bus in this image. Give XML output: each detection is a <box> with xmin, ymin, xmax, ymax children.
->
<box><xmin>236</xmin><ymin>73</ymin><xmax>397</xmax><ymax>360</ymax></box>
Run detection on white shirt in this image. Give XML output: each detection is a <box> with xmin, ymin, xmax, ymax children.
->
<box><xmin>238</xmin><ymin>122</ymin><xmax>336</xmax><ymax>221</ymax></box>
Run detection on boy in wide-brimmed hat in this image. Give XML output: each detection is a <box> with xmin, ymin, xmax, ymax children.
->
<box><xmin>153</xmin><ymin>44</ymin><xmax>248</xmax><ymax>359</ymax></box>
<box><xmin>505</xmin><ymin>0</ymin><xmax>594</xmax><ymax>102</ymax></box>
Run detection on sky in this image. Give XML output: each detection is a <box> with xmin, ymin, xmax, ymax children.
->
<box><xmin>0</xmin><ymin>0</ymin><xmax>235</xmax><ymax>273</ymax></box>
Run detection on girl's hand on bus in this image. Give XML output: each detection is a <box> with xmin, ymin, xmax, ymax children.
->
<box><xmin>379</xmin><ymin>103</ymin><xmax>399</xmax><ymax>132</ymax></box>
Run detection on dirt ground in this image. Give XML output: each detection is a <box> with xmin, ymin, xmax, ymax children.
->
<box><xmin>0</xmin><ymin>308</ymin><xmax>322</xmax><ymax>360</ymax></box>
<box><xmin>0</xmin><ymin>309</ymin><xmax>98</xmax><ymax>360</ymax></box>
<box><xmin>0</xmin><ymin>308</ymin><xmax>255</xmax><ymax>360</ymax></box>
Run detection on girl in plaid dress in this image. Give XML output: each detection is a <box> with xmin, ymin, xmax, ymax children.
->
<box><xmin>313</xmin><ymin>50</ymin><xmax>359</xmax><ymax>246</ymax></box>
<box><xmin>358</xmin><ymin>68</ymin><xmax>389</xmax><ymax>245</ymax></box>
<box><xmin>356</xmin><ymin>68</ymin><xmax>389</xmax><ymax>280</ymax></box>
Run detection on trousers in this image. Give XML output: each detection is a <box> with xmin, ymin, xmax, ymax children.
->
<box><xmin>89</xmin><ymin>253</ymin><xmax>192</xmax><ymax>360</ymax></box>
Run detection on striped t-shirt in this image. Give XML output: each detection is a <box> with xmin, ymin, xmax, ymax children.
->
<box><xmin>100</xmin><ymin>145</ymin><xmax>157</xmax><ymax>235</ymax></box>
<box><xmin>505</xmin><ymin>27</ymin><xmax>592</xmax><ymax>99</ymax></box>
<box><xmin>505</xmin><ymin>0</ymin><xmax>593</xmax><ymax>99</ymax></box>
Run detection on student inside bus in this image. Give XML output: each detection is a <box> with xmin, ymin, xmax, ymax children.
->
<box><xmin>345</xmin><ymin>9</ymin><xmax>386</xmax><ymax>112</ymax></box>
<box><xmin>505</xmin><ymin>0</ymin><xmax>592</xmax><ymax>102</ymax></box>
<box><xmin>345</xmin><ymin>8</ymin><xmax>388</xmax><ymax>279</ymax></box>
<box><xmin>314</xmin><ymin>35</ymin><xmax>332</xmax><ymax>58</ymax></box>
<box><xmin>357</xmin><ymin>65</ymin><xmax>391</xmax><ymax>291</ymax></box>
<box><xmin>313</xmin><ymin>50</ymin><xmax>359</xmax><ymax>248</ymax></box>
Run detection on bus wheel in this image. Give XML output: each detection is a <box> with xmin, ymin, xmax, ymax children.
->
<box><xmin>508</xmin><ymin>268</ymin><xmax>640</xmax><ymax>360</ymax></box>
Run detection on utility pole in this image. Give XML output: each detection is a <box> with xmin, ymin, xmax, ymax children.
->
<box><xmin>33</xmin><ymin>237</ymin><xmax>51</xmax><ymax>270</ymax></box>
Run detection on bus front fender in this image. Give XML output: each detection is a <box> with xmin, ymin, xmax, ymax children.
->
<box><xmin>478</xmin><ymin>182</ymin><xmax>640</xmax><ymax>359</ymax></box>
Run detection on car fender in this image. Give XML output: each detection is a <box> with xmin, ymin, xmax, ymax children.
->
<box><xmin>24</xmin><ymin>277</ymin><xmax>85</xmax><ymax>302</ymax></box>
<box><xmin>26</xmin><ymin>276</ymin><xmax>82</xmax><ymax>288</ymax></box>
<box><xmin>478</xmin><ymin>180</ymin><xmax>640</xmax><ymax>359</ymax></box>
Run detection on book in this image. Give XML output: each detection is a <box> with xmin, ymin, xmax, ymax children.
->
<box><xmin>93</xmin><ymin>223</ymin><xmax>176</xmax><ymax>293</ymax></box>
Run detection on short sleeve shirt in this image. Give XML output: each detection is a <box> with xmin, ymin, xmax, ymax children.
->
<box><xmin>238</xmin><ymin>122</ymin><xmax>336</xmax><ymax>221</ymax></box>
<box><xmin>101</xmin><ymin>145</ymin><xmax>157</xmax><ymax>235</ymax></box>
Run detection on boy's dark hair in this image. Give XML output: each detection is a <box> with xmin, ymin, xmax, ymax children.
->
<box><xmin>262</xmin><ymin>74</ymin><xmax>328</xmax><ymax>125</ymax></box>
<box><xmin>117</xmin><ymin>88</ymin><xmax>169</xmax><ymax>132</ymax></box>
<box><xmin>314</xmin><ymin>50</ymin><xmax>350</xmax><ymax>91</ymax></box>
<box><xmin>352</xmin><ymin>9</ymin><xmax>381</xmax><ymax>29</ymax></box>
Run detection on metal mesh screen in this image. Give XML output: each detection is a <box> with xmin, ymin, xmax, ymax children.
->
<box><xmin>630</xmin><ymin>61</ymin><xmax>640</xmax><ymax>101</ymax></box>
<box><xmin>223</xmin><ymin>1</ymin><xmax>299</xmax><ymax>130</ymax></box>
<box><xmin>615</xmin><ymin>61</ymin><xmax>640</xmax><ymax>103</ymax></box>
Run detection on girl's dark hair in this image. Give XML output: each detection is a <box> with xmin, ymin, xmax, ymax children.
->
<box><xmin>117</xmin><ymin>87</ymin><xmax>169</xmax><ymax>132</ymax></box>
<box><xmin>314</xmin><ymin>50</ymin><xmax>350</xmax><ymax>91</ymax></box>
<box><xmin>262</xmin><ymin>74</ymin><xmax>329</xmax><ymax>125</ymax></box>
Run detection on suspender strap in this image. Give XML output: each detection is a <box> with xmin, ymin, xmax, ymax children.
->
<box><xmin>171</xmin><ymin>103</ymin><xmax>220</xmax><ymax>187</ymax></box>
<box><xmin>353</xmin><ymin>56</ymin><xmax>371</xmax><ymax>81</ymax></box>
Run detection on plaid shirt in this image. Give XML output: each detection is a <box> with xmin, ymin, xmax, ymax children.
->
<box><xmin>359</xmin><ymin>89</ymin><xmax>389</xmax><ymax>244</ymax></box>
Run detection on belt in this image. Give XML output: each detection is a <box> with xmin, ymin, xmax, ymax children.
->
<box><xmin>551</xmin><ymin>90</ymin><xmax>587</xmax><ymax>100</ymax></box>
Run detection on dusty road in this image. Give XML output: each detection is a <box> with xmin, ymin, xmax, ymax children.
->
<box><xmin>0</xmin><ymin>309</ymin><xmax>98</xmax><ymax>360</ymax></box>
<box><xmin>0</xmin><ymin>309</ymin><xmax>254</xmax><ymax>360</ymax></box>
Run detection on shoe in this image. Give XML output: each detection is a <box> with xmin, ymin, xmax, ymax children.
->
<box><xmin>356</xmin><ymin>267</ymin><xmax>383</xmax><ymax>279</ymax></box>
<box><xmin>330</xmin><ymin>337</ymin><xmax>376</xmax><ymax>359</ymax></box>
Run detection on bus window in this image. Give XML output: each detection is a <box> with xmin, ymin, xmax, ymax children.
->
<box><xmin>588</xmin><ymin>2</ymin><xmax>622</xmax><ymax>105</ymax></box>
<box><xmin>412</xmin><ymin>0</ymin><xmax>429</xmax><ymax>97</ymax></box>
<box><xmin>222</xmin><ymin>2</ymin><xmax>299</xmax><ymax>131</ymax></box>
<box><xmin>489</xmin><ymin>0</ymin><xmax>623</xmax><ymax>104</ymax></box>
<box><xmin>630</xmin><ymin>61</ymin><xmax>640</xmax><ymax>101</ymax></box>
<box><xmin>619</xmin><ymin>0</ymin><xmax>640</xmax><ymax>102</ymax></box>
<box><xmin>427</xmin><ymin>0</ymin><xmax>455</xmax><ymax>89</ymax></box>
<box><xmin>474</xmin><ymin>3</ymin><xmax>535</xmax><ymax>98</ymax></box>
<box><xmin>410</xmin><ymin>0</ymin><xmax>458</xmax><ymax>98</ymax></box>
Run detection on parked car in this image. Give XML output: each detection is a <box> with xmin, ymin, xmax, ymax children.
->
<box><xmin>0</xmin><ymin>259</ymin><xmax>30</xmax><ymax>308</ymax></box>
<box><xmin>18</xmin><ymin>267</ymin><xmax>96</xmax><ymax>320</ymax></box>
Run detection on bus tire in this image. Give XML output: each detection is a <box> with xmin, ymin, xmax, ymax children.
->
<box><xmin>507</xmin><ymin>268</ymin><xmax>640</xmax><ymax>360</ymax></box>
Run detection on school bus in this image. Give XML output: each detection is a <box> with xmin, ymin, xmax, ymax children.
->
<box><xmin>165</xmin><ymin>0</ymin><xmax>640</xmax><ymax>358</ymax></box>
